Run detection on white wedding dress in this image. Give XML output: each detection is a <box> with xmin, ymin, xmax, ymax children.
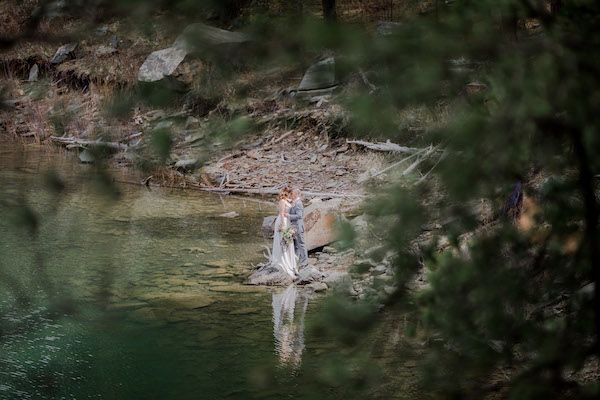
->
<box><xmin>271</xmin><ymin>200</ymin><xmax>298</xmax><ymax>278</ymax></box>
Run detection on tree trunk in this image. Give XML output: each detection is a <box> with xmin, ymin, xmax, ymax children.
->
<box><xmin>322</xmin><ymin>0</ymin><xmax>337</xmax><ymax>22</ymax></box>
<box><xmin>550</xmin><ymin>0</ymin><xmax>561</xmax><ymax>15</ymax></box>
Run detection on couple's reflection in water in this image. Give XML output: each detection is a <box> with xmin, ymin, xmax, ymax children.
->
<box><xmin>271</xmin><ymin>285</ymin><xmax>309</xmax><ymax>369</ymax></box>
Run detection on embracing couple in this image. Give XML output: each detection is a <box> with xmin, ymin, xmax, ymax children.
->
<box><xmin>270</xmin><ymin>187</ymin><xmax>309</xmax><ymax>279</ymax></box>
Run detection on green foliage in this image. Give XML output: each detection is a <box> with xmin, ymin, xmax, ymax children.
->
<box><xmin>150</xmin><ymin>127</ymin><xmax>173</xmax><ymax>162</ymax></box>
<box><xmin>2</xmin><ymin>0</ymin><xmax>600</xmax><ymax>398</ymax></box>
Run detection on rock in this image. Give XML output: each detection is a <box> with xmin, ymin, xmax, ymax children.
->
<box><xmin>466</xmin><ymin>81</ymin><xmax>487</xmax><ymax>95</ymax></box>
<box><xmin>322</xmin><ymin>245</ymin><xmax>338</xmax><ymax>254</ymax></box>
<box><xmin>145</xmin><ymin>293</ymin><xmax>215</xmax><ymax>310</ymax></box>
<box><xmin>307</xmin><ymin>282</ymin><xmax>328</xmax><ymax>292</ymax></box>
<box><xmin>376</xmin><ymin>21</ymin><xmax>402</xmax><ymax>36</ymax></box>
<box><xmin>229</xmin><ymin>307</ymin><xmax>260</xmax><ymax>315</ymax></box>
<box><xmin>296</xmin><ymin>266</ymin><xmax>325</xmax><ymax>284</ymax></box>
<box><xmin>95</xmin><ymin>26</ymin><xmax>109</xmax><ymax>36</ymax></box>
<box><xmin>186</xmin><ymin>247</ymin><xmax>206</xmax><ymax>254</ymax></box>
<box><xmin>219</xmin><ymin>211</ymin><xmax>239</xmax><ymax>218</ymax></box>
<box><xmin>371</xmin><ymin>264</ymin><xmax>387</xmax><ymax>276</ymax></box>
<box><xmin>201</xmin><ymin>260</ymin><xmax>229</xmax><ymax>268</ymax></box>
<box><xmin>261</xmin><ymin>216</ymin><xmax>277</xmax><ymax>238</ymax></box>
<box><xmin>174</xmin><ymin>22</ymin><xmax>251</xmax><ymax>53</ymax></box>
<box><xmin>298</xmin><ymin>57</ymin><xmax>336</xmax><ymax>91</ymax></box>
<box><xmin>248</xmin><ymin>264</ymin><xmax>294</xmax><ymax>286</ymax></box>
<box><xmin>78</xmin><ymin>149</ymin><xmax>95</xmax><ymax>163</ymax></box>
<box><xmin>208</xmin><ymin>284</ymin><xmax>265</xmax><ymax>293</ymax></box>
<box><xmin>28</xmin><ymin>64</ymin><xmax>39</xmax><ymax>82</ymax></box>
<box><xmin>138</xmin><ymin>23</ymin><xmax>250</xmax><ymax>83</ymax></box>
<box><xmin>383</xmin><ymin>285</ymin><xmax>396</xmax><ymax>295</ymax></box>
<box><xmin>109</xmin><ymin>35</ymin><xmax>119</xmax><ymax>49</ymax></box>
<box><xmin>95</xmin><ymin>45</ymin><xmax>116</xmax><ymax>57</ymax></box>
<box><xmin>262</xmin><ymin>198</ymin><xmax>343</xmax><ymax>251</ymax></box>
<box><xmin>180</xmin><ymin>263</ymin><xmax>194</xmax><ymax>267</ymax></box>
<box><xmin>138</xmin><ymin>46</ymin><xmax>188</xmax><ymax>82</ymax></box>
<box><xmin>50</xmin><ymin>43</ymin><xmax>77</xmax><ymax>64</ymax></box>
<box><xmin>174</xmin><ymin>158</ymin><xmax>199</xmax><ymax>172</ymax></box>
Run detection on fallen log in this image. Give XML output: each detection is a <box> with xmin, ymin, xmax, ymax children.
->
<box><xmin>197</xmin><ymin>186</ymin><xmax>366</xmax><ymax>198</ymax></box>
<box><xmin>50</xmin><ymin>136</ymin><xmax>127</xmax><ymax>151</ymax></box>
<box><xmin>113</xmin><ymin>178</ymin><xmax>365</xmax><ymax>199</ymax></box>
<box><xmin>346</xmin><ymin>139</ymin><xmax>421</xmax><ymax>154</ymax></box>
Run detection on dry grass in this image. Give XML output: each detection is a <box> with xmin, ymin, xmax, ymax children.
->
<box><xmin>0</xmin><ymin>0</ymin><xmax>40</xmax><ymax>38</ymax></box>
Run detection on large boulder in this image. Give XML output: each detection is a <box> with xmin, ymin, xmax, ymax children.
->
<box><xmin>174</xmin><ymin>23</ymin><xmax>250</xmax><ymax>52</ymax></box>
<box><xmin>262</xmin><ymin>198</ymin><xmax>342</xmax><ymax>251</ymax></box>
<box><xmin>298</xmin><ymin>57</ymin><xmax>336</xmax><ymax>91</ymax></box>
<box><xmin>137</xmin><ymin>23</ymin><xmax>250</xmax><ymax>83</ymax></box>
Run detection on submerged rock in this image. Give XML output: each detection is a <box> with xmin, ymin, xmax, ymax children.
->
<box><xmin>148</xmin><ymin>293</ymin><xmax>216</xmax><ymax>309</ymax></box>
<box><xmin>208</xmin><ymin>284</ymin><xmax>265</xmax><ymax>293</ymax></box>
<box><xmin>219</xmin><ymin>211</ymin><xmax>239</xmax><ymax>218</ymax></box>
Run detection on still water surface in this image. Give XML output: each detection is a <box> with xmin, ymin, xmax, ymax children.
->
<box><xmin>0</xmin><ymin>145</ymin><xmax>418</xmax><ymax>399</ymax></box>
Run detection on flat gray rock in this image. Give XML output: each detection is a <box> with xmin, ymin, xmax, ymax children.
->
<box><xmin>50</xmin><ymin>43</ymin><xmax>77</xmax><ymax>64</ymax></box>
<box><xmin>137</xmin><ymin>47</ymin><xmax>188</xmax><ymax>82</ymax></box>
<box><xmin>28</xmin><ymin>64</ymin><xmax>39</xmax><ymax>82</ymax></box>
<box><xmin>78</xmin><ymin>149</ymin><xmax>95</xmax><ymax>164</ymax></box>
<box><xmin>174</xmin><ymin>158</ymin><xmax>199</xmax><ymax>172</ymax></box>
<box><xmin>95</xmin><ymin>45</ymin><xmax>116</xmax><ymax>57</ymax></box>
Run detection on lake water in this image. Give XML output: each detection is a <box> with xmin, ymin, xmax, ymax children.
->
<box><xmin>0</xmin><ymin>144</ymin><xmax>420</xmax><ymax>400</ymax></box>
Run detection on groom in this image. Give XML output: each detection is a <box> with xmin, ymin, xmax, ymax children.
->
<box><xmin>288</xmin><ymin>188</ymin><xmax>309</xmax><ymax>269</ymax></box>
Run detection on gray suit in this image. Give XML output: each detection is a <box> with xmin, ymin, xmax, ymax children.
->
<box><xmin>289</xmin><ymin>199</ymin><xmax>309</xmax><ymax>268</ymax></box>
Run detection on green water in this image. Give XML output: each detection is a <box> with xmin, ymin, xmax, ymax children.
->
<box><xmin>0</xmin><ymin>145</ymin><xmax>420</xmax><ymax>400</ymax></box>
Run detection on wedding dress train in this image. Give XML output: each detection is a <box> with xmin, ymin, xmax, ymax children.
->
<box><xmin>270</xmin><ymin>201</ymin><xmax>298</xmax><ymax>278</ymax></box>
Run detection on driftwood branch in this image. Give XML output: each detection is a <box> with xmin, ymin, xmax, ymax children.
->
<box><xmin>114</xmin><ymin>179</ymin><xmax>365</xmax><ymax>199</ymax></box>
<box><xmin>358</xmin><ymin>69</ymin><xmax>378</xmax><ymax>93</ymax></box>
<box><xmin>50</xmin><ymin>136</ymin><xmax>128</xmax><ymax>151</ymax></box>
<box><xmin>416</xmin><ymin>150</ymin><xmax>447</xmax><ymax>184</ymax></box>
<box><xmin>197</xmin><ymin>186</ymin><xmax>366</xmax><ymax>198</ymax></box>
<box><xmin>346</xmin><ymin>139</ymin><xmax>421</xmax><ymax>153</ymax></box>
<box><xmin>359</xmin><ymin>145</ymin><xmax>437</xmax><ymax>182</ymax></box>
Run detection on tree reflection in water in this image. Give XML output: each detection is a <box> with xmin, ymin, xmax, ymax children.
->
<box><xmin>271</xmin><ymin>285</ymin><xmax>308</xmax><ymax>369</ymax></box>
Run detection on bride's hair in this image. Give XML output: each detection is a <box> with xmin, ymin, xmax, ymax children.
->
<box><xmin>277</xmin><ymin>187</ymin><xmax>292</xmax><ymax>201</ymax></box>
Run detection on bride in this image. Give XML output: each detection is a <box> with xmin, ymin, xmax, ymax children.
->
<box><xmin>270</xmin><ymin>187</ymin><xmax>298</xmax><ymax>278</ymax></box>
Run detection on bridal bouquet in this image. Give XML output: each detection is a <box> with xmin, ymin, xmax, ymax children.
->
<box><xmin>280</xmin><ymin>226</ymin><xmax>296</xmax><ymax>247</ymax></box>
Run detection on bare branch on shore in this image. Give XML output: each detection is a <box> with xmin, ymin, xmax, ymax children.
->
<box><xmin>49</xmin><ymin>136</ymin><xmax>128</xmax><ymax>151</ymax></box>
<box><xmin>346</xmin><ymin>139</ymin><xmax>422</xmax><ymax>153</ymax></box>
